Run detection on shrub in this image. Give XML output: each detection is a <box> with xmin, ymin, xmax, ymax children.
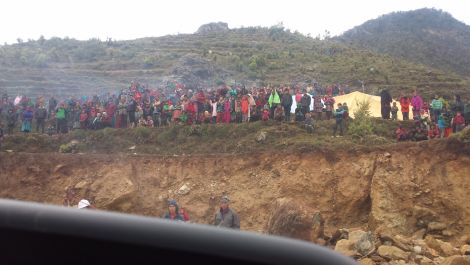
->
<box><xmin>348</xmin><ymin>99</ymin><xmax>373</xmax><ymax>138</ymax></box>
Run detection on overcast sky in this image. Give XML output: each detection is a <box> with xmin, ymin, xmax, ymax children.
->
<box><xmin>1</xmin><ymin>0</ymin><xmax>469</xmax><ymax>44</ymax></box>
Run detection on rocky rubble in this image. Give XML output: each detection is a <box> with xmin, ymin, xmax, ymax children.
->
<box><xmin>331</xmin><ymin>228</ymin><xmax>470</xmax><ymax>264</ymax></box>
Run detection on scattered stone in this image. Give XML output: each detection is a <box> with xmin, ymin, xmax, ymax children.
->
<box><xmin>440</xmin><ymin>255</ymin><xmax>470</xmax><ymax>265</ymax></box>
<box><xmin>330</xmin><ymin>228</ymin><xmax>349</xmax><ymax>245</ymax></box>
<box><xmin>384</xmin><ymin>152</ymin><xmax>392</xmax><ymax>158</ymax></box>
<box><xmin>256</xmin><ymin>131</ymin><xmax>267</xmax><ymax>142</ymax></box>
<box><xmin>414</xmin><ymin>245</ymin><xmax>423</xmax><ymax>254</ymax></box>
<box><xmin>413</xmin><ymin>229</ymin><xmax>427</xmax><ymax>240</ymax></box>
<box><xmin>380</xmin><ymin>233</ymin><xmax>413</xmax><ymax>252</ymax></box>
<box><xmin>128</xmin><ymin>146</ymin><xmax>136</xmax><ymax>150</ymax></box>
<box><xmin>74</xmin><ymin>180</ymin><xmax>88</xmax><ymax>189</ymax></box>
<box><xmin>178</xmin><ymin>183</ymin><xmax>190</xmax><ymax>195</ymax></box>
<box><xmin>461</xmin><ymin>245</ymin><xmax>470</xmax><ymax>256</ymax></box>
<box><xmin>358</xmin><ymin>257</ymin><xmax>375</xmax><ymax>265</ymax></box>
<box><xmin>414</xmin><ymin>255</ymin><xmax>433</xmax><ymax>265</ymax></box>
<box><xmin>335</xmin><ymin>239</ymin><xmax>356</xmax><ymax>257</ymax></box>
<box><xmin>377</xmin><ymin>245</ymin><xmax>410</xmax><ymax>261</ymax></box>
<box><xmin>428</xmin><ymin>222</ymin><xmax>447</xmax><ymax>231</ymax></box>
<box><xmin>334</xmin><ymin>230</ymin><xmax>375</xmax><ymax>257</ymax></box>
<box><xmin>425</xmin><ymin>235</ymin><xmax>457</xmax><ymax>257</ymax></box>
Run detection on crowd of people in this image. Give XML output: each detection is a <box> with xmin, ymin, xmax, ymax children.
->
<box><xmin>77</xmin><ymin>195</ymin><xmax>240</xmax><ymax>229</ymax></box>
<box><xmin>0</xmin><ymin>81</ymin><xmax>350</xmax><ymax>136</ymax></box>
<box><xmin>379</xmin><ymin>90</ymin><xmax>470</xmax><ymax>141</ymax></box>
<box><xmin>1</xmin><ymin>82</ymin><xmax>469</xmax><ymax>148</ymax></box>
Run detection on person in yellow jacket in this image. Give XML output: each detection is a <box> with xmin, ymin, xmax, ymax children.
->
<box><xmin>268</xmin><ymin>88</ymin><xmax>281</xmax><ymax>119</ymax></box>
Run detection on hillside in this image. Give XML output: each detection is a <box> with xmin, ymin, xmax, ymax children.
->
<box><xmin>338</xmin><ymin>8</ymin><xmax>470</xmax><ymax>77</ymax></box>
<box><xmin>1</xmin><ymin>22</ymin><xmax>470</xmax><ymax>99</ymax></box>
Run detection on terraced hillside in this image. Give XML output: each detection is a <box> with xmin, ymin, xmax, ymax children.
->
<box><xmin>1</xmin><ymin>24</ymin><xmax>469</xmax><ymax>99</ymax></box>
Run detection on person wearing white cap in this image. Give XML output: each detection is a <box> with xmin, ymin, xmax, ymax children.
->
<box><xmin>77</xmin><ymin>199</ymin><xmax>94</xmax><ymax>209</ymax></box>
<box><xmin>214</xmin><ymin>195</ymin><xmax>240</xmax><ymax>229</ymax></box>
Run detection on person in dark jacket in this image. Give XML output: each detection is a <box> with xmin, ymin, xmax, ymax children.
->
<box><xmin>380</xmin><ymin>90</ymin><xmax>392</xmax><ymax>119</ymax></box>
<box><xmin>163</xmin><ymin>199</ymin><xmax>185</xmax><ymax>221</ymax></box>
<box><xmin>214</xmin><ymin>196</ymin><xmax>240</xmax><ymax>229</ymax></box>
<box><xmin>281</xmin><ymin>88</ymin><xmax>293</xmax><ymax>122</ymax></box>
<box><xmin>35</xmin><ymin>105</ymin><xmax>47</xmax><ymax>133</ymax></box>
<box><xmin>0</xmin><ymin>121</ymin><xmax>4</xmax><ymax>150</ymax></box>
<box><xmin>300</xmin><ymin>93</ymin><xmax>311</xmax><ymax>118</ymax></box>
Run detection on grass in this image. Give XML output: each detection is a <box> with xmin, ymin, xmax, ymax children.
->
<box><xmin>1</xmin><ymin>118</ymin><xmax>400</xmax><ymax>155</ymax></box>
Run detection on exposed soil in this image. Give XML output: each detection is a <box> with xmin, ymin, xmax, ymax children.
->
<box><xmin>1</xmin><ymin>139</ymin><xmax>469</xmax><ymax>243</ymax></box>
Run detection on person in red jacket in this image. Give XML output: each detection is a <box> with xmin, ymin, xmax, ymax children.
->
<box><xmin>399</xmin><ymin>95</ymin><xmax>411</xmax><ymax>121</ymax></box>
<box><xmin>452</xmin><ymin>111</ymin><xmax>465</xmax><ymax>132</ymax></box>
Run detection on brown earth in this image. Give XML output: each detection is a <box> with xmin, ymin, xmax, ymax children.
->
<box><xmin>1</xmin><ymin>140</ymin><xmax>469</xmax><ymax>245</ymax></box>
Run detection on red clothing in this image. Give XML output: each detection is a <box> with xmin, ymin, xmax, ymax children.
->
<box><xmin>453</xmin><ymin>114</ymin><xmax>464</xmax><ymax>125</ymax></box>
<box><xmin>400</xmin><ymin>97</ymin><xmax>410</xmax><ymax>113</ymax></box>
<box><xmin>79</xmin><ymin>113</ymin><xmax>88</xmax><ymax>122</ymax></box>
<box><xmin>241</xmin><ymin>97</ymin><xmax>249</xmax><ymax>114</ymax></box>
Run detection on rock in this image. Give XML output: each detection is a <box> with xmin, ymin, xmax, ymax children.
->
<box><xmin>329</xmin><ymin>228</ymin><xmax>349</xmax><ymax>245</ymax></box>
<box><xmin>461</xmin><ymin>245</ymin><xmax>470</xmax><ymax>255</ymax></box>
<box><xmin>460</xmin><ymin>236</ymin><xmax>470</xmax><ymax>245</ymax></box>
<box><xmin>178</xmin><ymin>183</ymin><xmax>190</xmax><ymax>195</ymax></box>
<box><xmin>310</xmin><ymin>212</ymin><xmax>325</xmax><ymax>243</ymax></box>
<box><xmin>377</xmin><ymin>245</ymin><xmax>410</xmax><ymax>261</ymax></box>
<box><xmin>256</xmin><ymin>131</ymin><xmax>267</xmax><ymax>142</ymax></box>
<box><xmin>380</xmin><ymin>233</ymin><xmax>413</xmax><ymax>252</ymax></box>
<box><xmin>335</xmin><ymin>239</ymin><xmax>356</xmax><ymax>257</ymax></box>
<box><xmin>128</xmin><ymin>146</ymin><xmax>136</xmax><ymax>150</ymax></box>
<box><xmin>427</xmin><ymin>222</ymin><xmax>447</xmax><ymax>231</ymax></box>
<box><xmin>440</xmin><ymin>255</ymin><xmax>470</xmax><ymax>265</ymax></box>
<box><xmin>354</xmin><ymin>231</ymin><xmax>376</xmax><ymax>256</ymax></box>
<box><xmin>414</xmin><ymin>246</ymin><xmax>423</xmax><ymax>254</ymax></box>
<box><xmin>384</xmin><ymin>152</ymin><xmax>392</xmax><ymax>158</ymax></box>
<box><xmin>74</xmin><ymin>180</ymin><xmax>88</xmax><ymax>189</ymax></box>
<box><xmin>358</xmin><ymin>258</ymin><xmax>376</xmax><ymax>265</ymax></box>
<box><xmin>413</xmin><ymin>229</ymin><xmax>427</xmax><ymax>240</ymax></box>
<box><xmin>334</xmin><ymin>230</ymin><xmax>375</xmax><ymax>257</ymax></box>
<box><xmin>425</xmin><ymin>235</ymin><xmax>457</xmax><ymax>257</ymax></box>
<box><xmin>266</xmin><ymin>198</ymin><xmax>317</xmax><ymax>241</ymax></box>
<box><xmin>415</xmin><ymin>255</ymin><xmax>434</xmax><ymax>265</ymax></box>
<box><xmin>196</xmin><ymin>22</ymin><xmax>229</xmax><ymax>34</ymax></box>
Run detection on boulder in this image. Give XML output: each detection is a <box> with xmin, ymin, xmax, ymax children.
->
<box><xmin>461</xmin><ymin>245</ymin><xmax>470</xmax><ymax>255</ymax></box>
<box><xmin>427</xmin><ymin>222</ymin><xmax>447</xmax><ymax>231</ymax></box>
<box><xmin>335</xmin><ymin>239</ymin><xmax>356</xmax><ymax>257</ymax></box>
<box><xmin>196</xmin><ymin>22</ymin><xmax>229</xmax><ymax>34</ymax></box>
<box><xmin>440</xmin><ymin>255</ymin><xmax>470</xmax><ymax>265</ymax></box>
<box><xmin>334</xmin><ymin>230</ymin><xmax>375</xmax><ymax>257</ymax></box>
<box><xmin>266</xmin><ymin>198</ymin><xmax>319</xmax><ymax>241</ymax></box>
<box><xmin>377</xmin><ymin>245</ymin><xmax>410</xmax><ymax>261</ymax></box>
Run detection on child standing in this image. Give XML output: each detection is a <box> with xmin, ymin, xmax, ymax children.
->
<box><xmin>391</xmin><ymin>102</ymin><xmax>399</xmax><ymax>121</ymax></box>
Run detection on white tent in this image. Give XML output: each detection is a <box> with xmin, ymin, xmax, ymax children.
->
<box><xmin>334</xmin><ymin>91</ymin><xmax>404</xmax><ymax>120</ymax></box>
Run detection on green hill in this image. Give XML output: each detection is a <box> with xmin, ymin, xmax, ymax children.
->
<box><xmin>1</xmin><ymin>22</ymin><xmax>469</xmax><ymax>99</ymax></box>
<box><xmin>338</xmin><ymin>8</ymin><xmax>470</xmax><ymax>77</ymax></box>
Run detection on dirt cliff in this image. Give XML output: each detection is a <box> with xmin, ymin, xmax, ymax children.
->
<box><xmin>1</xmin><ymin>139</ymin><xmax>469</xmax><ymax>244</ymax></box>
